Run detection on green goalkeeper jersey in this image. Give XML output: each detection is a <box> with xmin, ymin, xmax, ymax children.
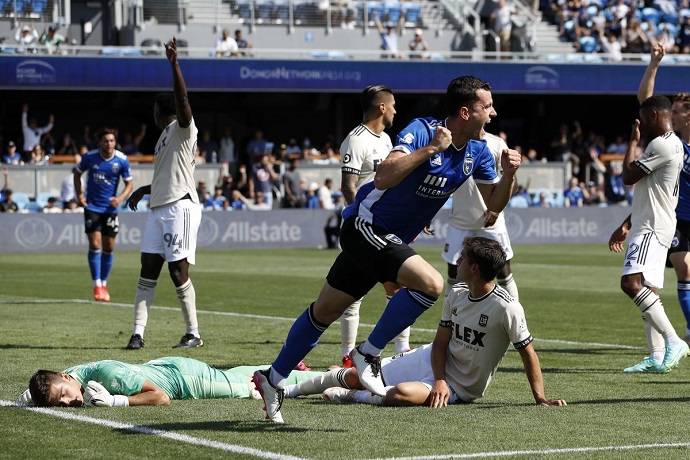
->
<box><xmin>65</xmin><ymin>357</ymin><xmax>319</xmax><ymax>400</ymax></box>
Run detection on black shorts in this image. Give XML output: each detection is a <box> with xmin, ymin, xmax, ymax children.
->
<box><xmin>326</xmin><ymin>217</ymin><xmax>417</xmax><ymax>299</ymax></box>
<box><xmin>84</xmin><ymin>210</ymin><xmax>119</xmax><ymax>237</ymax></box>
<box><xmin>669</xmin><ymin>219</ymin><xmax>690</xmax><ymax>254</ymax></box>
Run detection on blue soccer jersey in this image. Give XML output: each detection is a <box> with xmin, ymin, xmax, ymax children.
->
<box><xmin>342</xmin><ymin>117</ymin><xmax>499</xmax><ymax>243</ymax></box>
<box><xmin>676</xmin><ymin>142</ymin><xmax>690</xmax><ymax>221</ymax></box>
<box><xmin>75</xmin><ymin>150</ymin><xmax>132</xmax><ymax>214</ymax></box>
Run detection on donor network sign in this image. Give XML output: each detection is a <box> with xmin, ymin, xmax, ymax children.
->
<box><xmin>0</xmin><ymin>207</ymin><xmax>633</xmax><ymax>253</ymax></box>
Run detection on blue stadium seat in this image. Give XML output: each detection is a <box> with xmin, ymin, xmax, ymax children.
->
<box><xmin>661</xmin><ymin>11</ymin><xmax>679</xmax><ymax>24</ymax></box>
<box><xmin>12</xmin><ymin>192</ymin><xmax>30</xmax><ymax>210</ymax></box>
<box><xmin>578</xmin><ymin>36</ymin><xmax>598</xmax><ymax>53</ymax></box>
<box><xmin>508</xmin><ymin>195</ymin><xmax>529</xmax><ymax>208</ymax></box>
<box><xmin>31</xmin><ymin>0</ymin><xmax>47</xmax><ymax>14</ymax></box>
<box><xmin>25</xmin><ymin>201</ymin><xmax>43</xmax><ymax>213</ymax></box>
<box><xmin>237</xmin><ymin>1</ymin><xmax>252</xmax><ymax>20</ymax></box>
<box><xmin>14</xmin><ymin>0</ymin><xmax>26</xmax><ymax>14</ymax></box>
<box><xmin>403</xmin><ymin>3</ymin><xmax>420</xmax><ymax>24</ymax></box>
<box><xmin>641</xmin><ymin>7</ymin><xmax>661</xmax><ymax>24</ymax></box>
<box><xmin>660</xmin><ymin>22</ymin><xmax>679</xmax><ymax>37</ymax></box>
<box><xmin>273</xmin><ymin>0</ymin><xmax>289</xmax><ymax>22</ymax></box>
<box><xmin>385</xmin><ymin>3</ymin><xmax>401</xmax><ymax>23</ymax></box>
<box><xmin>35</xmin><ymin>192</ymin><xmax>52</xmax><ymax>207</ymax></box>
<box><xmin>257</xmin><ymin>0</ymin><xmax>273</xmax><ymax>22</ymax></box>
<box><xmin>367</xmin><ymin>1</ymin><xmax>384</xmax><ymax>21</ymax></box>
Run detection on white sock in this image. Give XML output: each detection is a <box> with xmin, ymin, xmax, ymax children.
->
<box><xmin>93</xmin><ymin>279</ymin><xmax>102</xmax><ymax>288</ymax></box>
<box><xmin>269</xmin><ymin>367</ymin><xmax>287</xmax><ymax>389</ymax></box>
<box><xmin>176</xmin><ymin>279</ymin><xmax>199</xmax><ymax>337</ymax></box>
<box><xmin>341</xmin><ymin>299</ymin><xmax>361</xmax><ymax>357</ymax></box>
<box><xmin>351</xmin><ymin>390</ymin><xmax>383</xmax><ymax>405</ymax></box>
<box><xmin>359</xmin><ymin>340</ymin><xmax>382</xmax><ymax>356</ymax></box>
<box><xmin>284</xmin><ymin>368</ymin><xmax>350</xmax><ymax>398</ymax></box>
<box><xmin>497</xmin><ymin>273</ymin><xmax>519</xmax><ymax>300</ymax></box>
<box><xmin>393</xmin><ymin>327</ymin><xmax>411</xmax><ymax>353</ymax></box>
<box><xmin>133</xmin><ymin>277</ymin><xmax>157</xmax><ymax>337</ymax></box>
<box><xmin>644</xmin><ymin>320</ymin><xmax>665</xmax><ymax>363</ymax></box>
<box><xmin>102</xmin><ymin>280</ymin><xmax>107</xmax><ymax>287</ymax></box>
<box><xmin>634</xmin><ymin>287</ymin><xmax>681</xmax><ymax>345</ymax></box>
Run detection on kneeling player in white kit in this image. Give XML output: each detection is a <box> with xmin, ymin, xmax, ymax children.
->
<box><xmin>442</xmin><ymin>130</ymin><xmax>518</xmax><ymax>300</ymax></box>
<box><xmin>125</xmin><ymin>37</ymin><xmax>203</xmax><ymax>350</ymax></box>
<box><xmin>282</xmin><ymin>237</ymin><xmax>565</xmax><ymax>408</ymax></box>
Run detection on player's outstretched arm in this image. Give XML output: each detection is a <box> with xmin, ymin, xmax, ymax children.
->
<box><xmin>638</xmin><ymin>42</ymin><xmax>665</xmax><ymax>104</ymax></box>
<box><xmin>517</xmin><ymin>343</ymin><xmax>566</xmax><ymax>407</ymax></box>
<box><xmin>165</xmin><ymin>37</ymin><xmax>193</xmax><ymax>128</ymax></box>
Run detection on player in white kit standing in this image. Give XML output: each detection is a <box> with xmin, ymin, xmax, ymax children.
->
<box><xmin>125</xmin><ymin>37</ymin><xmax>204</xmax><ymax>350</ymax></box>
<box><xmin>338</xmin><ymin>85</ymin><xmax>410</xmax><ymax>367</ymax></box>
<box><xmin>442</xmin><ymin>130</ymin><xmax>519</xmax><ymax>300</ymax></box>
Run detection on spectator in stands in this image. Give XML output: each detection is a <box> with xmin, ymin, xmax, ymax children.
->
<box><xmin>21</xmin><ymin>103</ymin><xmax>54</xmax><ymax>162</ymax></box>
<box><xmin>199</xmin><ymin>129</ymin><xmax>220</xmax><ymax>163</ymax></box>
<box><xmin>321</xmin><ymin>140</ymin><xmax>339</xmax><ymax>163</ymax></box>
<box><xmin>302</xmin><ymin>137</ymin><xmax>321</xmax><ymax>161</ymax></box>
<box><xmin>197</xmin><ymin>180</ymin><xmax>209</xmax><ymax>203</ymax></box>
<box><xmin>492</xmin><ymin>0</ymin><xmax>513</xmax><ymax>51</ymax></box>
<box><xmin>64</xmin><ymin>198</ymin><xmax>83</xmax><ymax>213</ymax></box>
<box><xmin>81</xmin><ymin>126</ymin><xmax>96</xmax><ymax>150</ymax></box>
<box><xmin>219</xmin><ymin>126</ymin><xmax>236</xmax><ymax>176</ymax></box>
<box><xmin>226</xmin><ymin>190</ymin><xmax>245</xmax><ymax>210</ymax></box>
<box><xmin>600</xmin><ymin>33</ymin><xmax>623</xmax><ymax>61</ymax></box>
<box><xmin>534</xmin><ymin>191</ymin><xmax>552</xmax><ymax>208</ymax></box>
<box><xmin>282</xmin><ymin>158</ymin><xmax>305</xmax><ymax>208</ymax></box>
<box><xmin>2</xmin><ymin>141</ymin><xmax>21</xmax><ymax>165</ymax></box>
<box><xmin>276</xmin><ymin>143</ymin><xmax>289</xmax><ymax>162</ymax></box>
<box><xmin>678</xmin><ymin>16</ymin><xmax>690</xmax><ymax>54</ymax></box>
<box><xmin>324</xmin><ymin>193</ymin><xmax>345</xmax><ymax>249</ymax></box>
<box><xmin>237</xmin><ymin>164</ymin><xmax>250</xmax><ymax>196</ymax></box>
<box><xmin>247</xmin><ymin>130</ymin><xmax>269</xmax><ymax>162</ymax></box>
<box><xmin>58</xmin><ymin>133</ymin><xmax>79</xmax><ymax>156</ymax></box>
<box><xmin>563</xmin><ymin>177</ymin><xmax>585</xmax><ymax>208</ymax></box>
<box><xmin>584</xmin><ymin>146</ymin><xmax>606</xmax><ymax>186</ymax></box>
<box><xmin>583</xmin><ymin>181</ymin><xmax>606</xmax><ymax>206</ymax></box>
<box><xmin>249</xmin><ymin>153</ymin><xmax>278</xmax><ymax>208</ymax></box>
<box><xmin>43</xmin><ymin>197</ymin><xmax>62</xmax><ymax>214</ymax></box>
<box><xmin>605</xmin><ymin>161</ymin><xmax>627</xmax><ymax>205</ymax></box>
<box><xmin>234</xmin><ymin>29</ymin><xmax>252</xmax><ymax>55</ymax></box>
<box><xmin>376</xmin><ymin>17</ymin><xmax>403</xmax><ymax>59</ymax></box>
<box><xmin>318</xmin><ymin>178</ymin><xmax>335</xmax><ymax>210</ymax></box>
<box><xmin>606</xmin><ymin>135</ymin><xmax>627</xmax><ymax>154</ymax></box>
<box><xmin>41</xmin><ymin>131</ymin><xmax>57</xmax><ymax>156</ymax></box>
<box><xmin>216</xmin><ymin>29</ymin><xmax>239</xmax><ymax>57</ymax></box>
<box><xmin>39</xmin><ymin>25</ymin><xmax>66</xmax><ymax>54</ymax></box>
<box><xmin>0</xmin><ymin>189</ymin><xmax>19</xmax><ymax>213</ymax></box>
<box><xmin>623</xmin><ymin>20</ymin><xmax>650</xmax><ymax>53</ymax></box>
<box><xmin>305</xmin><ymin>182</ymin><xmax>320</xmax><ymax>208</ymax></box>
<box><xmin>121</xmin><ymin>125</ymin><xmax>146</xmax><ymax>156</ymax></box>
<box><xmin>206</xmin><ymin>186</ymin><xmax>228</xmax><ymax>210</ymax></box>
<box><xmin>408</xmin><ymin>29</ymin><xmax>429</xmax><ymax>59</ymax></box>
<box><xmin>285</xmin><ymin>138</ymin><xmax>302</xmax><ymax>159</ymax></box>
<box><xmin>14</xmin><ymin>24</ymin><xmax>39</xmax><ymax>53</ymax></box>
<box><xmin>30</xmin><ymin>145</ymin><xmax>48</xmax><ymax>165</ymax></box>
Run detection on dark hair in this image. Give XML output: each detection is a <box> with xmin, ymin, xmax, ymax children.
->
<box><xmin>446</xmin><ymin>76</ymin><xmax>491</xmax><ymax>117</ymax></box>
<box><xmin>360</xmin><ymin>85</ymin><xmax>393</xmax><ymax>113</ymax></box>
<box><xmin>640</xmin><ymin>95</ymin><xmax>673</xmax><ymax>112</ymax></box>
<box><xmin>154</xmin><ymin>93</ymin><xmax>176</xmax><ymax>118</ymax></box>
<box><xmin>98</xmin><ymin>128</ymin><xmax>117</xmax><ymax>141</ymax></box>
<box><xmin>463</xmin><ymin>237</ymin><xmax>506</xmax><ymax>281</ymax></box>
<box><xmin>29</xmin><ymin>370</ymin><xmax>61</xmax><ymax>407</ymax></box>
<box><xmin>673</xmin><ymin>93</ymin><xmax>690</xmax><ymax>111</ymax></box>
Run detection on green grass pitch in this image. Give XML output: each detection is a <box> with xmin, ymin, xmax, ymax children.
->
<box><xmin>1</xmin><ymin>245</ymin><xmax>690</xmax><ymax>459</ymax></box>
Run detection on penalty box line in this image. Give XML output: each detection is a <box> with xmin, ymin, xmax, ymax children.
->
<box><xmin>0</xmin><ymin>297</ymin><xmax>641</xmax><ymax>350</ymax></box>
<box><xmin>0</xmin><ymin>400</ymin><xmax>306</xmax><ymax>460</ymax></box>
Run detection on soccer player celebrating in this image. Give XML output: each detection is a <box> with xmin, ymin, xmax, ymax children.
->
<box><xmin>284</xmin><ymin>238</ymin><xmax>565</xmax><ymax>408</ymax></box>
<box><xmin>20</xmin><ymin>357</ymin><xmax>321</xmax><ymax>408</ymax></box>
<box><xmin>442</xmin><ymin>129</ymin><xmax>519</xmax><ymax>300</ymax></box>
<box><xmin>73</xmin><ymin>129</ymin><xmax>133</xmax><ymax>302</ymax></box>
<box><xmin>125</xmin><ymin>37</ymin><xmax>204</xmax><ymax>350</ymax></box>
<box><xmin>338</xmin><ymin>85</ymin><xmax>410</xmax><ymax>366</ymax></box>
<box><xmin>638</xmin><ymin>43</ymin><xmax>690</xmax><ymax>345</ymax></box>
<box><xmin>608</xmin><ymin>96</ymin><xmax>689</xmax><ymax>373</ymax></box>
<box><xmin>253</xmin><ymin>76</ymin><xmax>521</xmax><ymax>423</ymax></box>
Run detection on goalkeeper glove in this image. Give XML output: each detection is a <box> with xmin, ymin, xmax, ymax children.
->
<box><xmin>83</xmin><ymin>381</ymin><xmax>129</xmax><ymax>407</ymax></box>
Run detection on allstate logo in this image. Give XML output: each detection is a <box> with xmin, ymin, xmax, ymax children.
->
<box><xmin>15</xmin><ymin>218</ymin><xmax>53</xmax><ymax>249</ymax></box>
<box><xmin>16</xmin><ymin>60</ymin><xmax>57</xmax><ymax>84</ymax></box>
<box><xmin>504</xmin><ymin>212</ymin><xmax>524</xmax><ymax>239</ymax></box>
<box><xmin>524</xmin><ymin>66</ymin><xmax>559</xmax><ymax>90</ymax></box>
<box><xmin>197</xmin><ymin>216</ymin><xmax>219</xmax><ymax>247</ymax></box>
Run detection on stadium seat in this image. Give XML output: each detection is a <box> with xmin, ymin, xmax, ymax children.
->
<box><xmin>641</xmin><ymin>7</ymin><xmax>661</xmax><ymax>24</ymax></box>
<box><xmin>35</xmin><ymin>192</ymin><xmax>52</xmax><ymax>207</ymax></box>
<box><xmin>12</xmin><ymin>192</ymin><xmax>30</xmax><ymax>210</ymax></box>
<box><xmin>367</xmin><ymin>1</ymin><xmax>384</xmax><ymax>21</ymax></box>
<box><xmin>403</xmin><ymin>3</ymin><xmax>420</xmax><ymax>25</ymax></box>
<box><xmin>274</xmin><ymin>0</ymin><xmax>289</xmax><ymax>23</ymax></box>
<box><xmin>25</xmin><ymin>201</ymin><xmax>43</xmax><ymax>213</ymax></box>
<box><xmin>578</xmin><ymin>36</ymin><xmax>598</xmax><ymax>53</ymax></box>
<box><xmin>385</xmin><ymin>2</ymin><xmax>402</xmax><ymax>23</ymax></box>
<box><xmin>13</xmin><ymin>0</ymin><xmax>26</xmax><ymax>14</ymax></box>
<box><xmin>257</xmin><ymin>0</ymin><xmax>273</xmax><ymax>23</ymax></box>
<box><xmin>508</xmin><ymin>195</ymin><xmax>529</xmax><ymax>208</ymax></box>
<box><xmin>31</xmin><ymin>0</ymin><xmax>47</xmax><ymax>14</ymax></box>
<box><xmin>237</xmin><ymin>1</ymin><xmax>252</xmax><ymax>20</ymax></box>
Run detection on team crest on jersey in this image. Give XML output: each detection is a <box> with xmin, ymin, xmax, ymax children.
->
<box><xmin>111</xmin><ymin>163</ymin><xmax>120</xmax><ymax>173</ymax></box>
<box><xmin>672</xmin><ymin>236</ymin><xmax>679</xmax><ymax>248</ymax></box>
<box><xmin>385</xmin><ymin>234</ymin><xmax>402</xmax><ymax>245</ymax></box>
<box><xmin>463</xmin><ymin>155</ymin><xmax>474</xmax><ymax>175</ymax></box>
<box><xmin>402</xmin><ymin>132</ymin><xmax>415</xmax><ymax>144</ymax></box>
<box><xmin>430</xmin><ymin>154</ymin><xmax>442</xmax><ymax>167</ymax></box>
<box><xmin>479</xmin><ymin>314</ymin><xmax>488</xmax><ymax>327</ymax></box>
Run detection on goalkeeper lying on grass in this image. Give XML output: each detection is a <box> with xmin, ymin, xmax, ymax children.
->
<box><xmin>19</xmin><ymin>357</ymin><xmax>321</xmax><ymax>407</ymax></box>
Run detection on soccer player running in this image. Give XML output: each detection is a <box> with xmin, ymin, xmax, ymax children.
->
<box><xmin>125</xmin><ymin>37</ymin><xmax>204</xmax><ymax>350</ymax></box>
<box><xmin>338</xmin><ymin>85</ymin><xmax>410</xmax><ymax>366</ymax></box>
<box><xmin>284</xmin><ymin>237</ymin><xmax>565</xmax><ymax>408</ymax></box>
<box><xmin>608</xmin><ymin>95</ymin><xmax>689</xmax><ymax>373</ymax></box>
<box><xmin>253</xmin><ymin>76</ymin><xmax>521</xmax><ymax>423</ymax></box>
<box><xmin>442</xmin><ymin>130</ymin><xmax>519</xmax><ymax>300</ymax></box>
<box><xmin>21</xmin><ymin>357</ymin><xmax>321</xmax><ymax>408</ymax></box>
<box><xmin>73</xmin><ymin>129</ymin><xmax>133</xmax><ymax>302</ymax></box>
<box><xmin>638</xmin><ymin>43</ymin><xmax>690</xmax><ymax>345</ymax></box>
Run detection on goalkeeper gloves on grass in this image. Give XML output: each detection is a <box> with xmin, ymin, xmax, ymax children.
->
<box><xmin>84</xmin><ymin>381</ymin><xmax>129</xmax><ymax>407</ymax></box>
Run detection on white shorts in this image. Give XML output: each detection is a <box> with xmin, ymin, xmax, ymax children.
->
<box><xmin>621</xmin><ymin>231</ymin><xmax>668</xmax><ymax>289</ymax></box>
<box><xmin>381</xmin><ymin>344</ymin><xmax>460</xmax><ymax>403</ymax></box>
<box><xmin>442</xmin><ymin>224</ymin><xmax>514</xmax><ymax>265</ymax></box>
<box><xmin>141</xmin><ymin>199</ymin><xmax>202</xmax><ymax>265</ymax></box>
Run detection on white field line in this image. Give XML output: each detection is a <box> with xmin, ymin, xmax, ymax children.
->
<box><xmin>0</xmin><ymin>400</ymin><xmax>305</xmax><ymax>460</ymax></box>
<box><xmin>0</xmin><ymin>297</ymin><xmax>641</xmax><ymax>350</ymax></box>
<box><xmin>368</xmin><ymin>442</ymin><xmax>690</xmax><ymax>459</ymax></box>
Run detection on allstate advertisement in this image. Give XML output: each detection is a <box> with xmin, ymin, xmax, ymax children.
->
<box><xmin>1</xmin><ymin>207</ymin><xmax>632</xmax><ymax>253</ymax></box>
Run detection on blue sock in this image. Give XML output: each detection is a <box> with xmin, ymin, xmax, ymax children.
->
<box><xmin>270</xmin><ymin>304</ymin><xmax>328</xmax><ymax>387</ymax></box>
<box><xmin>100</xmin><ymin>251</ymin><xmax>114</xmax><ymax>284</ymax></box>
<box><xmin>366</xmin><ymin>288</ymin><xmax>437</xmax><ymax>351</ymax></box>
<box><xmin>678</xmin><ymin>281</ymin><xmax>690</xmax><ymax>331</ymax></box>
<box><xmin>88</xmin><ymin>250</ymin><xmax>102</xmax><ymax>283</ymax></box>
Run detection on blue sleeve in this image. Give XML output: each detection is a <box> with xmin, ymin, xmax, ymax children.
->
<box><xmin>472</xmin><ymin>143</ymin><xmax>498</xmax><ymax>184</ymax></box>
<box><xmin>76</xmin><ymin>154</ymin><xmax>90</xmax><ymax>174</ymax></box>
<box><xmin>394</xmin><ymin>119</ymin><xmax>430</xmax><ymax>154</ymax></box>
<box><xmin>120</xmin><ymin>158</ymin><xmax>132</xmax><ymax>182</ymax></box>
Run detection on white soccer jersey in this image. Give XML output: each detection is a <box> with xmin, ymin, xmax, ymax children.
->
<box><xmin>339</xmin><ymin>124</ymin><xmax>392</xmax><ymax>189</ymax></box>
<box><xmin>448</xmin><ymin>132</ymin><xmax>507</xmax><ymax>230</ymax></box>
<box><xmin>150</xmin><ymin>118</ymin><xmax>200</xmax><ymax>209</ymax></box>
<box><xmin>441</xmin><ymin>283</ymin><xmax>532</xmax><ymax>402</ymax></box>
<box><xmin>630</xmin><ymin>132</ymin><xmax>683</xmax><ymax>247</ymax></box>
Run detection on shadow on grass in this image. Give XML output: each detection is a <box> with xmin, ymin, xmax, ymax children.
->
<box><xmin>570</xmin><ymin>396</ymin><xmax>690</xmax><ymax>405</ymax></box>
<box><xmin>0</xmin><ymin>343</ymin><xmax>113</xmax><ymax>351</ymax></box>
<box><xmin>499</xmin><ymin>366</ymin><xmax>623</xmax><ymax>374</ymax></box>
<box><xmin>536</xmin><ymin>348</ymin><xmax>641</xmax><ymax>356</ymax></box>
<box><xmin>122</xmin><ymin>420</ymin><xmax>346</xmax><ymax>433</ymax></box>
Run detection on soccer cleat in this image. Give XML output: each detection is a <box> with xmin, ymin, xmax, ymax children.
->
<box><xmin>351</xmin><ymin>346</ymin><xmax>386</xmax><ymax>396</ymax></box>
<box><xmin>322</xmin><ymin>387</ymin><xmax>356</xmax><ymax>404</ymax></box>
<box><xmin>173</xmin><ymin>333</ymin><xmax>204</xmax><ymax>349</ymax></box>
<box><xmin>623</xmin><ymin>357</ymin><xmax>666</xmax><ymax>374</ymax></box>
<box><xmin>93</xmin><ymin>286</ymin><xmax>104</xmax><ymax>301</ymax></box>
<box><xmin>661</xmin><ymin>340</ymin><xmax>689</xmax><ymax>370</ymax></box>
<box><xmin>252</xmin><ymin>370</ymin><xmax>285</xmax><ymax>423</ymax></box>
<box><xmin>341</xmin><ymin>355</ymin><xmax>354</xmax><ymax>368</ymax></box>
<box><xmin>294</xmin><ymin>360</ymin><xmax>311</xmax><ymax>371</ymax></box>
<box><xmin>100</xmin><ymin>286</ymin><xmax>111</xmax><ymax>302</ymax></box>
<box><xmin>125</xmin><ymin>334</ymin><xmax>145</xmax><ymax>350</ymax></box>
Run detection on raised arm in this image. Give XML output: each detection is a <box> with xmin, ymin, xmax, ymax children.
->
<box><xmin>517</xmin><ymin>343</ymin><xmax>566</xmax><ymax>406</ymax></box>
<box><xmin>638</xmin><ymin>43</ymin><xmax>665</xmax><ymax>103</ymax></box>
<box><xmin>622</xmin><ymin>120</ymin><xmax>645</xmax><ymax>185</ymax></box>
<box><xmin>165</xmin><ymin>37</ymin><xmax>193</xmax><ymax>128</ymax></box>
<box><xmin>477</xmin><ymin>148</ymin><xmax>521</xmax><ymax>213</ymax></box>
